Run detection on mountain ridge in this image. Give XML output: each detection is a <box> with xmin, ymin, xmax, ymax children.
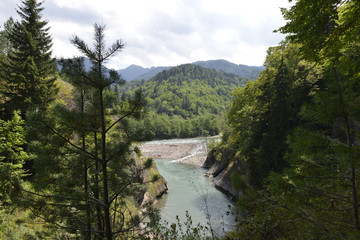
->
<box><xmin>58</xmin><ymin>58</ymin><xmax>264</xmax><ymax>81</ymax></box>
<box><xmin>117</xmin><ymin>59</ymin><xmax>264</xmax><ymax>81</ymax></box>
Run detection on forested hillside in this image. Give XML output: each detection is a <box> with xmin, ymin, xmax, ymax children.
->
<box><xmin>115</xmin><ymin>59</ymin><xmax>263</xmax><ymax>81</ymax></box>
<box><xmin>0</xmin><ymin>2</ymin><xmax>163</xmax><ymax>238</ymax></box>
<box><xmin>207</xmin><ymin>1</ymin><xmax>360</xmax><ymax>239</ymax></box>
<box><xmin>118</xmin><ymin>64</ymin><xmax>249</xmax><ymax>139</ymax></box>
<box><xmin>2</xmin><ymin>0</ymin><xmax>359</xmax><ymax>239</ymax></box>
<box><xmin>193</xmin><ymin>59</ymin><xmax>264</xmax><ymax>79</ymax></box>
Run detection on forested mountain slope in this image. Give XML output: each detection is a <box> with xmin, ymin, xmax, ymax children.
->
<box><xmin>209</xmin><ymin>1</ymin><xmax>360</xmax><ymax>239</ymax></box>
<box><xmin>118</xmin><ymin>64</ymin><xmax>250</xmax><ymax>139</ymax></box>
<box><xmin>193</xmin><ymin>59</ymin><xmax>264</xmax><ymax>79</ymax></box>
<box><xmin>115</xmin><ymin>59</ymin><xmax>264</xmax><ymax>81</ymax></box>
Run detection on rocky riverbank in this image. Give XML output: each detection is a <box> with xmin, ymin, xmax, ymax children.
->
<box><xmin>140</xmin><ymin>138</ymin><xmax>208</xmax><ymax>166</ymax></box>
<box><xmin>138</xmin><ymin>137</ymin><xmax>242</xmax><ymax>199</ymax></box>
<box><xmin>134</xmin><ymin>155</ymin><xmax>169</xmax><ymax>206</ymax></box>
<box><xmin>202</xmin><ymin>147</ymin><xmax>244</xmax><ymax>199</ymax></box>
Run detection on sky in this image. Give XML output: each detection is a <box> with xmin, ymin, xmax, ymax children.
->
<box><xmin>0</xmin><ymin>0</ymin><xmax>292</xmax><ymax>70</ymax></box>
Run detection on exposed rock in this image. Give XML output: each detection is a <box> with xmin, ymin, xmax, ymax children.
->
<box><xmin>142</xmin><ymin>162</ymin><xmax>169</xmax><ymax>205</ymax></box>
<box><xmin>202</xmin><ymin>147</ymin><xmax>245</xmax><ymax>199</ymax></box>
<box><xmin>204</xmin><ymin>148</ymin><xmax>231</xmax><ymax>177</ymax></box>
<box><xmin>213</xmin><ymin>160</ymin><xmax>244</xmax><ymax>200</ymax></box>
<box><xmin>140</xmin><ymin>143</ymin><xmax>195</xmax><ymax>160</ymax></box>
<box><xmin>134</xmin><ymin>155</ymin><xmax>168</xmax><ymax>206</ymax></box>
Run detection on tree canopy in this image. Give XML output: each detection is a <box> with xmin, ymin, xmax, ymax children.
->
<box><xmin>222</xmin><ymin>0</ymin><xmax>360</xmax><ymax>238</ymax></box>
<box><xmin>0</xmin><ymin>0</ymin><xmax>57</xmax><ymax>119</ymax></box>
<box><xmin>120</xmin><ymin>64</ymin><xmax>250</xmax><ymax>139</ymax></box>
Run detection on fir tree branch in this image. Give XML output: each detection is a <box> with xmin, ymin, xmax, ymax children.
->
<box><xmin>45</xmin><ymin>124</ymin><xmax>101</xmax><ymax>164</ymax></box>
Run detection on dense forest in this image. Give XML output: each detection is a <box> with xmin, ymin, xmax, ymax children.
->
<box><xmin>209</xmin><ymin>0</ymin><xmax>360</xmax><ymax>239</ymax></box>
<box><xmin>1</xmin><ymin>0</ymin><xmax>360</xmax><ymax>239</ymax></box>
<box><xmin>118</xmin><ymin>64</ymin><xmax>249</xmax><ymax>139</ymax></box>
<box><xmin>116</xmin><ymin>59</ymin><xmax>263</xmax><ymax>81</ymax></box>
<box><xmin>0</xmin><ymin>1</ymin><xmax>162</xmax><ymax>239</ymax></box>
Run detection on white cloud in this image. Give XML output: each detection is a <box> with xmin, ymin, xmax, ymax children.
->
<box><xmin>0</xmin><ymin>0</ymin><xmax>292</xmax><ymax>69</ymax></box>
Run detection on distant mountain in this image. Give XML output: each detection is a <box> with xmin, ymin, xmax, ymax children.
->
<box><xmin>117</xmin><ymin>60</ymin><xmax>264</xmax><ymax>81</ymax></box>
<box><xmin>134</xmin><ymin>66</ymin><xmax>171</xmax><ymax>81</ymax></box>
<box><xmin>117</xmin><ymin>65</ymin><xmax>171</xmax><ymax>81</ymax></box>
<box><xmin>82</xmin><ymin>57</ymin><xmax>93</xmax><ymax>72</ymax></box>
<box><xmin>117</xmin><ymin>65</ymin><xmax>149</xmax><ymax>81</ymax></box>
<box><xmin>193</xmin><ymin>59</ymin><xmax>264</xmax><ymax>79</ymax></box>
<box><xmin>58</xmin><ymin>58</ymin><xmax>264</xmax><ymax>81</ymax></box>
<box><xmin>140</xmin><ymin>64</ymin><xmax>250</xmax><ymax>117</ymax></box>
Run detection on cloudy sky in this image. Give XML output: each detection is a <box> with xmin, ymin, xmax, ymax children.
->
<box><xmin>0</xmin><ymin>0</ymin><xmax>292</xmax><ymax>70</ymax></box>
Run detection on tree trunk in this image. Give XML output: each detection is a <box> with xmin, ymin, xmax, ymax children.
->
<box><xmin>94</xmin><ymin>132</ymin><xmax>103</xmax><ymax>237</ymax></box>
<box><xmin>81</xmin><ymin>89</ymin><xmax>91</xmax><ymax>240</ymax></box>
<box><xmin>334</xmin><ymin>67</ymin><xmax>359</xmax><ymax>231</ymax></box>
<box><xmin>99</xmin><ymin>89</ymin><xmax>112</xmax><ymax>240</ymax></box>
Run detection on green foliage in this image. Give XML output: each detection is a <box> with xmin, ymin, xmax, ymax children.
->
<box><xmin>20</xmin><ymin>24</ymin><xmax>154</xmax><ymax>239</ymax></box>
<box><xmin>0</xmin><ymin>209</ymin><xmax>63</xmax><ymax>240</ymax></box>
<box><xmin>149</xmin><ymin>211</ymin><xmax>220</xmax><ymax>240</ymax></box>
<box><xmin>119</xmin><ymin>64</ymin><xmax>249</xmax><ymax>139</ymax></box>
<box><xmin>151</xmin><ymin>174</ymin><xmax>160</xmax><ymax>183</ymax></box>
<box><xmin>0</xmin><ymin>112</ymin><xmax>28</xmax><ymax>204</ymax></box>
<box><xmin>227</xmin><ymin>43</ymin><xmax>319</xmax><ymax>187</ymax></box>
<box><xmin>135</xmin><ymin>156</ymin><xmax>166</xmax><ymax>202</ymax></box>
<box><xmin>55</xmin><ymin>77</ymin><xmax>74</xmax><ymax>107</ymax></box>
<box><xmin>0</xmin><ymin>17</ymin><xmax>13</xmax><ymax>56</ymax></box>
<box><xmin>0</xmin><ymin>0</ymin><xmax>57</xmax><ymax>119</ymax></box>
<box><xmin>227</xmin><ymin>0</ymin><xmax>360</xmax><ymax>239</ymax></box>
<box><xmin>135</xmin><ymin>64</ymin><xmax>247</xmax><ymax>117</ymax></box>
<box><xmin>277</xmin><ymin>0</ymin><xmax>340</xmax><ymax>60</ymax></box>
<box><xmin>0</xmin><ymin>18</ymin><xmax>14</xmax><ymax>117</ymax></box>
<box><xmin>144</xmin><ymin>157</ymin><xmax>153</xmax><ymax>169</ymax></box>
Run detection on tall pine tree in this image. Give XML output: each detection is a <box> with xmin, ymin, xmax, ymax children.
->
<box><xmin>0</xmin><ymin>0</ymin><xmax>57</xmax><ymax>120</ymax></box>
<box><xmin>22</xmin><ymin>24</ymin><xmax>151</xmax><ymax>239</ymax></box>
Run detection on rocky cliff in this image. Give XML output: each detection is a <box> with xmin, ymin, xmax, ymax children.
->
<box><xmin>134</xmin><ymin>156</ymin><xmax>168</xmax><ymax>206</ymax></box>
<box><xmin>203</xmin><ymin>147</ymin><xmax>246</xmax><ymax>199</ymax></box>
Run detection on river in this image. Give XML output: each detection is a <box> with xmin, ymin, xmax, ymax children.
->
<box><xmin>141</xmin><ymin>137</ymin><xmax>235</xmax><ymax>236</ymax></box>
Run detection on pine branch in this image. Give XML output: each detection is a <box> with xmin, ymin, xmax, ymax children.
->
<box><xmin>103</xmin><ymin>40</ymin><xmax>125</xmax><ymax>61</ymax></box>
<box><xmin>109</xmin><ymin>181</ymin><xmax>132</xmax><ymax>205</ymax></box>
<box><xmin>105</xmin><ymin>141</ymin><xmax>132</xmax><ymax>164</ymax></box>
<box><xmin>105</xmin><ymin>109</ymin><xmax>137</xmax><ymax>134</ymax></box>
<box><xmin>71</xmin><ymin>35</ymin><xmax>97</xmax><ymax>61</ymax></box>
<box><xmin>253</xmin><ymin>189</ymin><xmax>332</xmax><ymax>238</ymax></box>
<box><xmin>45</xmin><ymin>123</ymin><xmax>101</xmax><ymax>164</ymax></box>
<box><xmin>290</xmin><ymin>184</ymin><xmax>351</xmax><ymax>203</ymax></box>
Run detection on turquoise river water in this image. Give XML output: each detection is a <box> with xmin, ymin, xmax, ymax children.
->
<box><xmin>153</xmin><ymin>141</ymin><xmax>235</xmax><ymax>235</ymax></box>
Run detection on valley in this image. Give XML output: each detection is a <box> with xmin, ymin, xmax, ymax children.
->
<box><xmin>1</xmin><ymin>0</ymin><xmax>359</xmax><ymax>239</ymax></box>
<box><xmin>140</xmin><ymin>137</ymin><xmax>235</xmax><ymax>236</ymax></box>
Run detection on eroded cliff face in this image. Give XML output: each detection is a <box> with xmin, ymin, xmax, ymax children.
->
<box><xmin>203</xmin><ymin>148</ymin><xmax>246</xmax><ymax>199</ymax></box>
<box><xmin>134</xmin><ymin>156</ymin><xmax>168</xmax><ymax>206</ymax></box>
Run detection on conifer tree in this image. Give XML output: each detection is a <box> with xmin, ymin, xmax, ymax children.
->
<box><xmin>22</xmin><ymin>23</ymin><xmax>151</xmax><ymax>239</ymax></box>
<box><xmin>231</xmin><ymin>1</ymin><xmax>360</xmax><ymax>238</ymax></box>
<box><xmin>0</xmin><ymin>0</ymin><xmax>57</xmax><ymax>119</ymax></box>
<box><xmin>0</xmin><ymin>111</ymin><xmax>28</xmax><ymax>205</ymax></box>
<box><xmin>0</xmin><ymin>18</ymin><xmax>14</xmax><ymax>119</ymax></box>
